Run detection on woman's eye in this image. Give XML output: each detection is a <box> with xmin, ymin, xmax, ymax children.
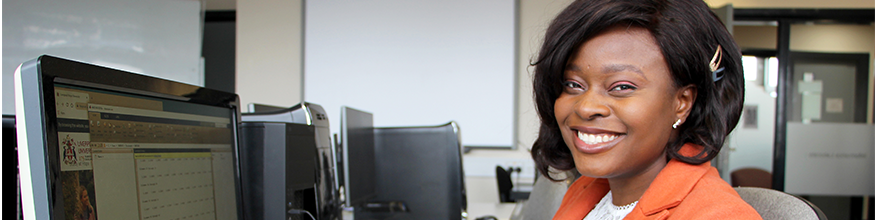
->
<box><xmin>562</xmin><ymin>81</ymin><xmax>583</xmax><ymax>90</ymax></box>
<box><xmin>609</xmin><ymin>84</ymin><xmax>637</xmax><ymax>92</ymax></box>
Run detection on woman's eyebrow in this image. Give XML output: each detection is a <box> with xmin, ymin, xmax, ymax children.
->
<box><xmin>602</xmin><ymin>64</ymin><xmax>646</xmax><ymax>79</ymax></box>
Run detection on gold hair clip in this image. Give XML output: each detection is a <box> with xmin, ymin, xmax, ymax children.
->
<box><xmin>710</xmin><ymin>45</ymin><xmax>724</xmax><ymax>82</ymax></box>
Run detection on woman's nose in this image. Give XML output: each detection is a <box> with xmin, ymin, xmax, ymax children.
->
<box><xmin>573</xmin><ymin>91</ymin><xmax>611</xmax><ymax>120</ymax></box>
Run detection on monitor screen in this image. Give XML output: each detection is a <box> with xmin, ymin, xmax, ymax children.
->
<box><xmin>15</xmin><ymin>55</ymin><xmax>243</xmax><ymax>220</ymax></box>
<box><xmin>340</xmin><ymin>106</ymin><xmax>376</xmax><ymax>207</ymax></box>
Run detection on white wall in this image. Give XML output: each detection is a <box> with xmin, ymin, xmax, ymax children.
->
<box><xmin>236</xmin><ymin>0</ymin><xmax>303</xmax><ymax>112</ymax></box>
<box><xmin>303</xmin><ymin>0</ymin><xmax>516</xmax><ymax>148</ymax></box>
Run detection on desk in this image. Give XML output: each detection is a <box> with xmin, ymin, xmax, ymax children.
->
<box><xmin>341</xmin><ymin>202</ymin><xmax>523</xmax><ymax>220</ymax></box>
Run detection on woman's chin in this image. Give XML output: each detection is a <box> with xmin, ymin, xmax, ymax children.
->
<box><xmin>574</xmin><ymin>163</ymin><xmax>616</xmax><ymax>179</ymax></box>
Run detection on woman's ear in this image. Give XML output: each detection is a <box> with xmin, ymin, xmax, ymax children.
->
<box><xmin>675</xmin><ymin>85</ymin><xmax>697</xmax><ymax>122</ymax></box>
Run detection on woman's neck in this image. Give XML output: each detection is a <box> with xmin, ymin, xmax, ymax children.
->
<box><xmin>607</xmin><ymin>155</ymin><xmax>668</xmax><ymax>206</ymax></box>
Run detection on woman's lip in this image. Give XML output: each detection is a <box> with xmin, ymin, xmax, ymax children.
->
<box><xmin>573</xmin><ymin>130</ymin><xmax>624</xmax><ymax>154</ymax></box>
<box><xmin>572</xmin><ymin>126</ymin><xmax>620</xmax><ymax>134</ymax></box>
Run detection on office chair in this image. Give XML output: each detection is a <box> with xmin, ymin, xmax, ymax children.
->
<box><xmin>355</xmin><ymin>122</ymin><xmax>466</xmax><ymax>220</ymax></box>
<box><xmin>496</xmin><ymin>166</ymin><xmax>515</xmax><ymax>203</ymax></box>
<box><xmin>510</xmin><ymin>173</ymin><xmax>575</xmax><ymax>220</ymax></box>
<box><xmin>734</xmin><ymin>187</ymin><xmax>828</xmax><ymax>220</ymax></box>
<box><xmin>731</xmin><ymin>168</ymin><xmax>772</xmax><ymax>188</ymax></box>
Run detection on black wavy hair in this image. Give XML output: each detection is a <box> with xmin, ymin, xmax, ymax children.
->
<box><xmin>530</xmin><ymin>0</ymin><xmax>745</xmax><ymax>181</ymax></box>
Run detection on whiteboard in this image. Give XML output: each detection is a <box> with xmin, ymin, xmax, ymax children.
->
<box><xmin>3</xmin><ymin>0</ymin><xmax>203</xmax><ymax>115</ymax></box>
<box><xmin>304</xmin><ymin>0</ymin><xmax>517</xmax><ymax>147</ymax></box>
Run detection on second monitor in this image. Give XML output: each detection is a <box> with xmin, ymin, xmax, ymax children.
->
<box><xmin>340</xmin><ymin>106</ymin><xmax>377</xmax><ymax>208</ymax></box>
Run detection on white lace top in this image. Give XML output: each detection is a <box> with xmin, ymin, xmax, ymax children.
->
<box><xmin>581</xmin><ymin>191</ymin><xmax>638</xmax><ymax>220</ymax></box>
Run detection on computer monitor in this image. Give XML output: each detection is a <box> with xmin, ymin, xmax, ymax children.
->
<box><xmin>246</xmin><ymin>103</ymin><xmax>288</xmax><ymax>113</ymax></box>
<box><xmin>15</xmin><ymin>55</ymin><xmax>244</xmax><ymax>220</ymax></box>
<box><xmin>340</xmin><ymin>106</ymin><xmax>377</xmax><ymax>207</ymax></box>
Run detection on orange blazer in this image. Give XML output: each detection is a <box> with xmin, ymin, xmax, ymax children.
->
<box><xmin>552</xmin><ymin>143</ymin><xmax>762</xmax><ymax>220</ymax></box>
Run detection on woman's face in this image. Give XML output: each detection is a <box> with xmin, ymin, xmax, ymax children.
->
<box><xmin>80</xmin><ymin>189</ymin><xmax>89</xmax><ymax>203</ymax></box>
<box><xmin>554</xmin><ymin>25</ymin><xmax>691</xmax><ymax>180</ymax></box>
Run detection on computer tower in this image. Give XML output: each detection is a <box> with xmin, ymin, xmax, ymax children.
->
<box><xmin>240</xmin><ymin>103</ymin><xmax>340</xmax><ymax>220</ymax></box>
<box><xmin>239</xmin><ymin>122</ymin><xmax>317</xmax><ymax>220</ymax></box>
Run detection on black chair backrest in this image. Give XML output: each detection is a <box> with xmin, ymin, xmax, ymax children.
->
<box><xmin>511</xmin><ymin>173</ymin><xmax>575</xmax><ymax>220</ymax></box>
<box><xmin>495</xmin><ymin>166</ymin><xmax>514</xmax><ymax>203</ymax></box>
<box><xmin>354</xmin><ymin>123</ymin><xmax>466</xmax><ymax>220</ymax></box>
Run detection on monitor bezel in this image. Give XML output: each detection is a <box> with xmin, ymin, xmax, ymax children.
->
<box><xmin>15</xmin><ymin>55</ymin><xmax>245</xmax><ymax>220</ymax></box>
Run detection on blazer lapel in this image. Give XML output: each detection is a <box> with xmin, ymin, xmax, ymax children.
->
<box><xmin>553</xmin><ymin>177</ymin><xmax>610</xmax><ymax>219</ymax></box>
<box><xmin>632</xmin><ymin>144</ymin><xmax>712</xmax><ymax>218</ymax></box>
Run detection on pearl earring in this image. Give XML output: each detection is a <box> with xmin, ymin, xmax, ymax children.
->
<box><xmin>672</xmin><ymin>119</ymin><xmax>681</xmax><ymax>129</ymax></box>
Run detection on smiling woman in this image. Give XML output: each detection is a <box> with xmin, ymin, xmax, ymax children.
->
<box><xmin>529</xmin><ymin>0</ymin><xmax>760</xmax><ymax>219</ymax></box>
<box><xmin>553</xmin><ymin>26</ymin><xmax>687</xmax><ymax>203</ymax></box>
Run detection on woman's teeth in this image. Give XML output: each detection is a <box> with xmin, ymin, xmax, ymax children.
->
<box><xmin>577</xmin><ymin>131</ymin><xmax>618</xmax><ymax>145</ymax></box>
